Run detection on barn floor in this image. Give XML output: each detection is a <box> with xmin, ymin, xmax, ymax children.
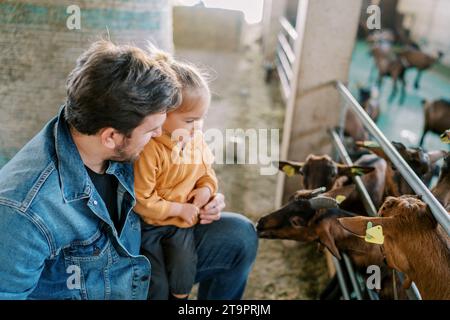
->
<box><xmin>175</xmin><ymin>25</ymin><xmax>330</xmax><ymax>299</ymax></box>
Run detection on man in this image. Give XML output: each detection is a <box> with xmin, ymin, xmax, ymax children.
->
<box><xmin>0</xmin><ymin>40</ymin><xmax>258</xmax><ymax>299</ymax></box>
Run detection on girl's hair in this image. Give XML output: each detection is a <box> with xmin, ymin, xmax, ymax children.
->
<box><xmin>148</xmin><ymin>44</ymin><xmax>210</xmax><ymax>112</ymax></box>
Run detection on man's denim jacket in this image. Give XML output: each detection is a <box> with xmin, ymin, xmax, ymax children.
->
<box><xmin>0</xmin><ymin>107</ymin><xmax>150</xmax><ymax>299</ymax></box>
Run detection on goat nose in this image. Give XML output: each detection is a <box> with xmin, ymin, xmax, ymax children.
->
<box><xmin>255</xmin><ymin>220</ymin><xmax>264</xmax><ymax>231</ymax></box>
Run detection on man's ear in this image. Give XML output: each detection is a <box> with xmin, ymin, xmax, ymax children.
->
<box><xmin>276</xmin><ymin>160</ymin><xmax>304</xmax><ymax>177</ymax></box>
<box><xmin>99</xmin><ymin>127</ymin><xmax>121</xmax><ymax>150</ymax></box>
<box><xmin>337</xmin><ymin>164</ymin><xmax>375</xmax><ymax>177</ymax></box>
<box><xmin>316</xmin><ymin>222</ymin><xmax>342</xmax><ymax>260</ymax></box>
<box><xmin>338</xmin><ymin>216</ymin><xmax>390</xmax><ymax>237</ymax></box>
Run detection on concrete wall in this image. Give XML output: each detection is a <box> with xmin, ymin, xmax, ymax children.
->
<box><xmin>173</xmin><ymin>5</ymin><xmax>244</xmax><ymax>52</ymax></box>
<box><xmin>398</xmin><ymin>0</ymin><xmax>450</xmax><ymax>65</ymax></box>
<box><xmin>277</xmin><ymin>0</ymin><xmax>363</xmax><ymax>204</ymax></box>
<box><xmin>0</xmin><ymin>0</ymin><xmax>173</xmax><ymax>166</ymax></box>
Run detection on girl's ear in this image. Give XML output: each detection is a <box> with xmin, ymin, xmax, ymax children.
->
<box><xmin>337</xmin><ymin>216</ymin><xmax>391</xmax><ymax>237</ymax></box>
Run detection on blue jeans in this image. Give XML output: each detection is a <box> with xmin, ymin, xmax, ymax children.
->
<box><xmin>193</xmin><ymin>212</ymin><xmax>258</xmax><ymax>300</ymax></box>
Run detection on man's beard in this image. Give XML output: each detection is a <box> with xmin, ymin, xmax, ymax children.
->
<box><xmin>109</xmin><ymin>138</ymin><xmax>139</xmax><ymax>163</ymax></box>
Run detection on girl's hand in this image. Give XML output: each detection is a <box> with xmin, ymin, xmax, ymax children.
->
<box><xmin>187</xmin><ymin>187</ymin><xmax>212</xmax><ymax>209</ymax></box>
<box><xmin>198</xmin><ymin>193</ymin><xmax>226</xmax><ymax>225</ymax></box>
<box><xmin>179</xmin><ymin>203</ymin><xmax>200</xmax><ymax>225</ymax></box>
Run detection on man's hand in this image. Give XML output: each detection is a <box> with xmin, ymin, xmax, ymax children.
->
<box><xmin>179</xmin><ymin>203</ymin><xmax>200</xmax><ymax>225</ymax></box>
<box><xmin>187</xmin><ymin>187</ymin><xmax>212</xmax><ymax>209</ymax></box>
<box><xmin>198</xmin><ymin>193</ymin><xmax>225</xmax><ymax>225</ymax></box>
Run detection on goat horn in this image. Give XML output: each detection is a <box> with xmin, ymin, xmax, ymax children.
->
<box><xmin>356</xmin><ymin>140</ymin><xmax>380</xmax><ymax>149</ymax></box>
<box><xmin>310</xmin><ymin>187</ymin><xmax>327</xmax><ymax>197</ymax></box>
<box><xmin>309</xmin><ymin>196</ymin><xmax>339</xmax><ymax>210</ymax></box>
<box><xmin>428</xmin><ymin>150</ymin><xmax>448</xmax><ymax>164</ymax></box>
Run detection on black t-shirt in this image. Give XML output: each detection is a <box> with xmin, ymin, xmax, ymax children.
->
<box><xmin>85</xmin><ymin>166</ymin><xmax>122</xmax><ymax>233</ymax></box>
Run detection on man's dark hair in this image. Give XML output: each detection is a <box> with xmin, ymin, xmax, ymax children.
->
<box><xmin>65</xmin><ymin>40</ymin><xmax>181</xmax><ymax>136</ymax></box>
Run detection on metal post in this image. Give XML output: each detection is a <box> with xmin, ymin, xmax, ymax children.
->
<box><xmin>332</xmin><ymin>256</ymin><xmax>350</xmax><ymax>300</ymax></box>
<box><xmin>342</xmin><ymin>253</ymin><xmax>363</xmax><ymax>300</ymax></box>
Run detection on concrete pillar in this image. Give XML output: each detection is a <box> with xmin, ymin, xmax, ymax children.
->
<box><xmin>275</xmin><ymin>0</ymin><xmax>363</xmax><ymax>205</ymax></box>
<box><xmin>0</xmin><ymin>0</ymin><xmax>173</xmax><ymax>166</ymax></box>
<box><xmin>262</xmin><ymin>0</ymin><xmax>287</xmax><ymax>62</ymax></box>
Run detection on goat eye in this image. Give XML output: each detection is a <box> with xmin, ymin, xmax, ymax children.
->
<box><xmin>289</xmin><ymin>216</ymin><xmax>303</xmax><ymax>228</ymax></box>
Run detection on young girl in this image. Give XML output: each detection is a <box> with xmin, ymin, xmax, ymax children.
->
<box><xmin>133</xmin><ymin>52</ymin><xmax>218</xmax><ymax>300</ymax></box>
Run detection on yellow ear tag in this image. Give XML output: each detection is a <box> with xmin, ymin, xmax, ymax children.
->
<box><xmin>365</xmin><ymin>222</ymin><xmax>384</xmax><ymax>245</ymax></box>
<box><xmin>335</xmin><ymin>195</ymin><xmax>346</xmax><ymax>204</ymax></box>
<box><xmin>440</xmin><ymin>132</ymin><xmax>450</xmax><ymax>144</ymax></box>
<box><xmin>282</xmin><ymin>165</ymin><xmax>296</xmax><ymax>177</ymax></box>
<box><xmin>351</xmin><ymin>167</ymin><xmax>364</xmax><ymax>176</ymax></box>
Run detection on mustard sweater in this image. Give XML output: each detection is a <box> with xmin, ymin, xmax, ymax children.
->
<box><xmin>133</xmin><ymin>132</ymin><xmax>218</xmax><ymax>228</ymax></box>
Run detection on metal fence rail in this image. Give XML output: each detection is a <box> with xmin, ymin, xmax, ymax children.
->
<box><xmin>275</xmin><ymin>16</ymin><xmax>297</xmax><ymax>101</ymax></box>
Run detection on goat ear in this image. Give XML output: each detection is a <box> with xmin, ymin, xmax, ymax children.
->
<box><xmin>338</xmin><ymin>216</ymin><xmax>389</xmax><ymax>237</ymax></box>
<box><xmin>276</xmin><ymin>160</ymin><xmax>304</xmax><ymax>177</ymax></box>
<box><xmin>337</xmin><ymin>165</ymin><xmax>375</xmax><ymax>177</ymax></box>
<box><xmin>428</xmin><ymin>150</ymin><xmax>448</xmax><ymax>164</ymax></box>
<box><xmin>337</xmin><ymin>217</ymin><xmax>369</xmax><ymax>236</ymax></box>
<box><xmin>316</xmin><ymin>223</ymin><xmax>342</xmax><ymax>260</ymax></box>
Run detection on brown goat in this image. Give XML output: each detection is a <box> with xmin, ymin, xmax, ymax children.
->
<box><xmin>257</xmin><ymin>185</ymin><xmax>384</xmax><ymax>265</ymax></box>
<box><xmin>359</xmin><ymin>86</ymin><xmax>380</xmax><ymax>123</ymax></box>
<box><xmin>339</xmin><ymin>195</ymin><xmax>450</xmax><ymax>300</ymax></box>
<box><xmin>432</xmin><ymin>154</ymin><xmax>450</xmax><ymax>210</ymax></box>
<box><xmin>419</xmin><ymin>99</ymin><xmax>450</xmax><ymax>146</ymax></box>
<box><xmin>278</xmin><ymin>153</ymin><xmax>386</xmax><ymax>212</ymax></box>
<box><xmin>371</xmin><ymin>44</ymin><xmax>407</xmax><ymax>104</ymax></box>
<box><xmin>357</xmin><ymin>141</ymin><xmax>447</xmax><ymax>196</ymax></box>
<box><xmin>256</xmin><ymin>185</ymin><xmax>406</xmax><ymax>299</ymax></box>
<box><xmin>344</xmin><ymin>87</ymin><xmax>380</xmax><ymax>142</ymax></box>
<box><xmin>399</xmin><ymin>49</ymin><xmax>444</xmax><ymax>89</ymax></box>
<box><xmin>367</xmin><ymin>30</ymin><xmax>395</xmax><ymax>46</ymax></box>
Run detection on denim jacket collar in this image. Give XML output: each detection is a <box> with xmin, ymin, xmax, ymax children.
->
<box><xmin>55</xmin><ymin>106</ymin><xmax>135</xmax><ymax>202</ymax></box>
